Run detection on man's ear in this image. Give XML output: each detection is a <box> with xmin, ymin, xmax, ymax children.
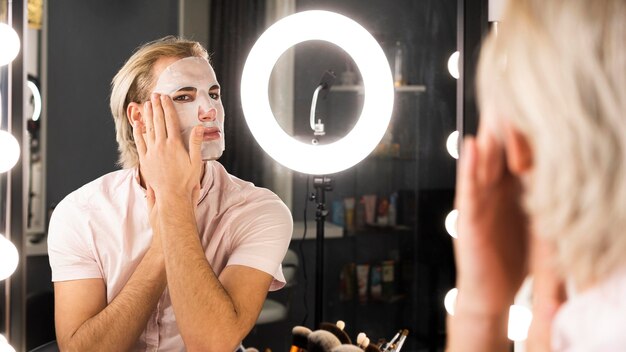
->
<box><xmin>127</xmin><ymin>102</ymin><xmax>143</xmax><ymax>127</ymax></box>
<box><xmin>504</xmin><ymin>124</ymin><xmax>533</xmax><ymax>175</ymax></box>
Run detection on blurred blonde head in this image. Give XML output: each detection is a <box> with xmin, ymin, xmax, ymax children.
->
<box><xmin>110</xmin><ymin>36</ymin><xmax>209</xmax><ymax>169</ymax></box>
<box><xmin>477</xmin><ymin>0</ymin><xmax>626</xmax><ymax>287</ymax></box>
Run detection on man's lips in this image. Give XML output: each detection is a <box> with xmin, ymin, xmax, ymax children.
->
<box><xmin>203</xmin><ymin>127</ymin><xmax>221</xmax><ymax>141</ymax></box>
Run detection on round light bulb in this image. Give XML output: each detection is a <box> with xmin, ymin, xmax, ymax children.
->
<box><xmin>0</xmin><ymin>342</ymin><xmax>16</xmax><ymax>352</ymax></box>
<box><xmin>508</xmin><ymin>304</ymin><xmax>533</xmax><ymax>341</ymax></box>
<box><xmin>0</xmin><ymin>234</ymin><xmax>19</xmax><ymax>281</ymax></box>
<box><xmin>448</xmin><ymin>51</ymin><xmax>459</xmax><ymax>80</ymax></box>
<box><xmin>445</xmin><ymin>209</ymin><xmax>459</xmax><ymax>238</ymax></box>
<box><xmin>0</xmin><ymin>130</ymin><xmax>20</xmax><ymax>173</ymax></box>
<box><xmin>444</xmin><ymin>288</ymin><xmax>458</xmax><ymax>316</ymax></box>
<box><xmin>0</xmin><ymin>335</ymin><xmax>16</xmax><ymax>352</ymax></box>
<box><xmin>0</xmin><ymin>23</ymin><xmax>20</xmax><ymax>67</ymax></box>
<box><xmin>241</xmin><ymin>10</ymin><xmax>394</xmax><ymax>175</ymax></box>
<box><xmin>446</xmin><ymin>130</ymin><xmax>459</xmax><ymax>159</ymax></box>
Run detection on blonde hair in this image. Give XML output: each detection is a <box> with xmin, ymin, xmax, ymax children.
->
<box><xmin>110</xmin><ymin>36</ymin><xmax>209</xmax><ymax>168</ymax></box>
<box><xmin>477</xmin><ymin>0</ymin><xmax>626</xmax><ymax>287</ymax></box>
<box><xmin>478</xmin><ymin>0</ymin><xmax>626</xmax><ymax>286</ymax></box>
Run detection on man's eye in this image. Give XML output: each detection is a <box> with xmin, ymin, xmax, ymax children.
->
<box><xmin>209</xmin><ymin>92</ymin><xmax>220</xmax><ymax>100</ymax></box>
<box><xmin>173</xmin><ymin>94</ymin><xmax>193</xmax><ymax>102</ymax></box>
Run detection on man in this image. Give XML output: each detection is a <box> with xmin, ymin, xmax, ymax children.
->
<box><xmin>48</xmin><ymin>37</ymin><xmax>293</xmax><ymax>351</ymax></box>
<box><xmin>447</xmin><ymin>0</ymin><xmax>626</xmax><ymax>351</ymax></box>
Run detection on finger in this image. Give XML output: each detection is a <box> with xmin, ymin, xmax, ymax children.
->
<box><xmin>455</xmin><ymin>136</ymin><xmax>478</xmax><ymax>210</ymax></box>
<box><xmin>144</xmin><ymin>101</ymin><xmax>155</xmax><ymax>145</ymax></box>
<box><xmin>151</xmin><ymin>93</ymin><xmax>167</xmax><ymax>141</ymax></box>
<box><xmin>189</xmin><ymin>125</ymin><xmax>204</xmax><ymax>167</ymax></box>
<box><xmin>479</xmin><ymin>126</ymin><xmax>505</xmax><ymax>185</ymax></box>
<box><xmin>160</xmin><ymin>95</ymin><xmax>182</xmax><ymax>142</ymax></box>
<box><xmin>146</xmin><ymin>186</ymin><xmax>156</xmax><ymax>210</ymax></box>
<box><xmin>132</xmin><ymin>120</ymin><xmax>147</xmax><ymax>156</ymax></box>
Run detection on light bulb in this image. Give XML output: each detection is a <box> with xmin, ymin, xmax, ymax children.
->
<box><xmin>508</xmin><ymin>305</ymin><xmax>533</xmax><ymax>341</ymax></box>
<box><xmin>0</xmin><ymin>23</ymin><xmax>20</xmax><ymax>67</ymax></box>
<box><xmin>444</xmin><ymin>288</ymin><xmax>458</xmax><ymax>315</ymax></box>
<box><xmin>446</xmin><ymin>130</ymin><xmax>459</xmax><ymax>159</ymax></box>
<box><xmin>448</xmin><ymin>51</ymin><xmax>459</xmax><ymax>80</ymax></box>
<box><xmin>0</xmin><ymin>130</ymin><xmax>20</xmax><ymax>173</ymax></box>
<box><xmin>0</xmin><ymin>343</ymin><xmax>16</xmax><ymax>352</ymax></box>
<box><xmin>0</xmin><ymin>234</ymin><xmax>19</xmax><ymax>281</ymax></box>
<box><xmin>0</xmin><ymin>342</ymin><xmax>16</xmax><ymax>352</ymax></box>
<box><xmin>445</xmin><ymin>209</ymin><xmax>459</xmax><ymax>238</ymax></box>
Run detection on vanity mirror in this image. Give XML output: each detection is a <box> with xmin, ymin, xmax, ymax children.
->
<box><xmin>1</xmin><ymin>0</ymin><xmax>491</xmax><ymax>351</ymax></box>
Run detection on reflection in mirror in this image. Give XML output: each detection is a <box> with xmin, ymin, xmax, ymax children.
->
<box><xmin>1</xmin><ymin>0</ymin><xmax>25</xmax><ymax>351</ymax></box>
<box><xmin>18</xmin><ymin>1</ymin><xmax>458</xmax><ymax>351</ymax></box>
<box><xmin>1</xmin><ymin>0</ymin><xmax>8</xmax><ymax>344</ymax></box>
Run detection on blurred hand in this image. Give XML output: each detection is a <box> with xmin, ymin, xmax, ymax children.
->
<box><xmin>526</xmin><ymin>236</ymin><xmax>566</xmax><ymax>352</ymax></box>
<box><xmin>453</xmin><ymin>124</ymin><xmax>530</xmax><ymax>317</ymax></box>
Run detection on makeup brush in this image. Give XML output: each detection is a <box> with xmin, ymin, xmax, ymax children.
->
<box><xmin>356</xmin><ymin>333</ymin><xmax>371</xmax><ymax>349</ymax></box>
<box><xmin>336</xmin><ymin>320</ymin><xmax>346</xmax><ymax>331</ymax></box>
<box><xmin>319</xmin><ymin>322</ymin><xmax>352</xmax><ymax>344</ymax></box>
<box><xmin>330</xmin><ymin>345</ymin><xmax>363</xmax><ymax>352</ymax></box>
<box><xmin>380</xmin><ymin>330</ymin><xmax>401</xmax><ymax>351</ymax></box>
<box><xmin>291</xmin><ymin>326</ymin><xmax>312</xmax><ymax>352</ymax></box>
<box><xmin>392</xmin><ymin>330</ymin><xmax>409</xmax><ymax>352</ymax></box>
<box><xmin>307</xmin><ymin>330</ymin><xmax>341</xmax><ymax>352</ymax></box>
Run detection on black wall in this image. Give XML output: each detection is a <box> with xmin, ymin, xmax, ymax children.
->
<box><xmin>46</xmin><ymin>0</ymin><xmax>179</xmax><ymax>210</ymax></box>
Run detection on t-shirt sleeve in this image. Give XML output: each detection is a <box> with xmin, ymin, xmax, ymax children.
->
<box><xmin>48</xmin><ymin>198</ymin><xmax>102</xmax><ymax>282</ymax></box>
<box><xmin>226</xmin><ymin>194</ymin><xmax>293</xmax><ymax>291</ymax></box>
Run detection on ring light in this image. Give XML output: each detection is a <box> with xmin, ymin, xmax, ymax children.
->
<box><xmin>27</xmin><ymin>80</ymin><xmax>42</xmax><ymax>121</ymax></box>
<box><xmin>241</xmin><ymin>10</ymin><xmax>394</xmax><ymax>175</ymax></box>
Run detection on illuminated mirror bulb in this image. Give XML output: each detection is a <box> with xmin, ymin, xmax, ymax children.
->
<box><xmin>0</xmin><ymin>234</ymin><xmax>19</xmax><ymax>281</ymax></box>
<box><xmin>447</xmin><ymin>51</ymin><xmax>459</xmax><ymax>79</ymax></box>
<box><xmin>445</xmin><ymin>209</ymin><xmax>459</xmax><ymax>238</ymax></box>
<box><xmin>508</xmin><ymin>305</ymin><xmax>533</xmax><ymax>341</ymax></box>
<box><xmin>0</xmin><ymin>341</ymin><xmax>16</xmax><ymax>352</ymax></box>
<box><xmin>0</xmin><ymin>333</ymin><xmax>15</xmax><ymax>352</ymax></box>
<box><xmin>446</xmin><ymin>130</ymin><xmax>459</xmax><ymax>159</ymax></box>
<box><xmin>444</xmin><ymin>288</ymin><xmax>458</xmax><ymax>315</ymax></box>
<box><xmin>0</xmin><ymin>130</ymin><xmax>20</xmax><ymax>173</ymax></box>
<box><xmin>0</xmin><ymin>343</ymin><xmax>16</xmax><ymax>352</ymax></box>
<box><xmin>0</xmin><ymin>23</ymin><xmax>20</xmax><ymax>67</ymax></box>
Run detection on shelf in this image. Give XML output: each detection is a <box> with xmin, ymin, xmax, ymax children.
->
<box><xmin>291</xmin><ymin>221</ymin><xmax>344</xmax><ymax>241</ymax></box>
<box><xmin>343</xmin><ymin>224</ymin><xmax>412</xmax><ymax>235</ymax></box>
<box><xmin>330</xmin><ymin>84</ymin><xmax>426</xmax><ymax>94</ymax></box>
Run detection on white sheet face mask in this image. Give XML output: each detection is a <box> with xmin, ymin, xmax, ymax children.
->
<box><xmin>153</xmin><ymin>56</ymin><xmax>225</xmax><ymax>160</ymax></box>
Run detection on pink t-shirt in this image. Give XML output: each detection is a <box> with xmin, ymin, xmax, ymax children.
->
<box><xmin>551</xmin><ymin>266</ymin><xmax>626</xmax><ymax>351</ymax></box>
<box><xmin>48</xmin><ymin>161</ymin><xmax>293</xmax><ymax>351</ymax></box>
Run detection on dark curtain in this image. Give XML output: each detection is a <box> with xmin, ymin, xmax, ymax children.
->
<box><xmin>209</xmin><ymin>1</ymin><xmax>268</xmax><ymax>187</ymax></box>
